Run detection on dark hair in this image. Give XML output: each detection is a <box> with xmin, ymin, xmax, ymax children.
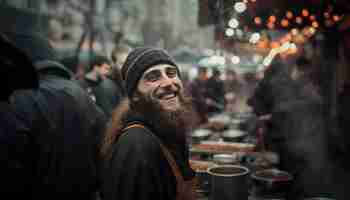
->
<box><xmin>212</xmin><ymin>68</ymin><xmax>220</xmax><ymax>76</ymax></box>
<box><xmin>93</xmin><ymin>55</ymin><xmax>110</xmax><ymax>66</ymax></box>
<box><xmin>87</xmin><ymin>54</ymin><xmax>110</xmax><ymax>72</ymax></box>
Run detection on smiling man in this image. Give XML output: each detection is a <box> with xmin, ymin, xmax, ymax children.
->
<box><xmin>100</xmin><ymin>47</ymin><xmax>198</xmax><ymax>200</ymax></box>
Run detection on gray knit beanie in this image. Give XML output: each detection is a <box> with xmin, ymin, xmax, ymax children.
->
<box><xmin>121</xmin><ymin>47</ymin><xmax>179</xmax><ymax>97</ymax></box>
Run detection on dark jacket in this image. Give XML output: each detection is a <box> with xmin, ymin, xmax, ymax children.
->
<box><xmin>0</xmin><ymin>103</ymin><xmax>32</xmax><ymax>198</ymax></box>
<box><xmin>80</xmin><ymin>76</ymin><xmax>123</xmax><ymax>119</ymax></box>
<box><xmin>10</xmin><ymin>62</ymin><xmax>107</xmax><ymax>200</ymax></box>
<box><xmin>101</xmin><ymin>119</ymin><xmax>195</xmax><ymax>200</ymax></box>
<box><xmin>206</xmin><ymin>76</ymin><xmax>225</xmax><ymax>113</ymax></box>
<box><xmin>249</xmin><ymin>61</ymin><xmax>333</xmax><ymax>198</ymax></box>
<box><xmin>94</xmin><ymin>78</ymin><xmax>124</xmax><ymax>118</ymax></box>
<box><xmin>269</xmin><ymin>97</ymin><xmax>332</xmax><ymax>199</ymax></box>
<box><xmin>189</xmin><ymin>78</ymin><xmax>209</xmax><ymax>124</ymax></box>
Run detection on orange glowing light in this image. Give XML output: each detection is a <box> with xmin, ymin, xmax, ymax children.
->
<box><xmin>268</xmin><ymin>15</ymin><xmax>277</xmax><ymax>23</ymax></box>
<box><xmin>296</xmin><ymin>16</ymin><xmax>303</xmax><ymax>24</ymax></box>
<box><xmin>286</xmin><ymin>11</ymin><xmax>293</xmax><ymax>19</ymax></box>
<box><xmin>293</xmin><ymin>34</ymin><xmax>306</xmax><ymax>44</ymax></box>
<box><xmin>291</xmin><ymin>28</ymin><xmax>299</xmax><ymax>36</ymax></box>
<box><xmin>289</xmin><ymin>46</ymin><xmax>298</xmax><ymax>54</ymax></box>
<box><xmin>309</xmin><ymin>27</ymin><xmax>316</xmax><ymax>35</ymax></box>
<box><xmin>333</xmin><ymin>15</ymin><xmax>340</xmax><ymax>22</ymax></box>
<box><xmin>281</xmin><ymin>19</ymin><xmax>289</xmax><ymax>27</ymax></box>
<box><xmin>251</xmin><ymin>0</ymin><xmax>256</xmax><ymax>2</ymax></box>
<box><xmin>312</xmin><ymin>21</ymin><xmax>319</xmax><ymax>28</ymax></box>
<box><xmin>270</xmin><ymin>41</ymin><xmax>280</xmax><ymax>49</ymax></box>
<box><xmin>254</xmin><ymin>17</ymin><xmax>262</xmax><ymax>25</ymax></box>
<box><xmin>257</xmin><ymin>41</ymin><xmax>269</xmax><ymax>49</ymax></box>
<box><xmin>302</xmin><ymin>9</ymin><xmax>309</xmax><ymax>17</ymax></box>
<box><xmin>309</xmin><ymin>15</ymin><xmax>316</xmax><ymax>21</ymax></box>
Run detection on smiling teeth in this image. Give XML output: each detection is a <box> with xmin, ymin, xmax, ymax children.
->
<box><xmin>163</xmin><ymin>94</ymin><xmax>176</xmax><ymax>99</ymax></box>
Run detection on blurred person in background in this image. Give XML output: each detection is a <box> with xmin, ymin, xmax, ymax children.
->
<box><xmin>79</xmin><ymin>54</ymin><xmax>112</xmax><ymax>101</ymax></box>
<box><xmin>60</xmin><ymin>56</ymin><xmax>81</xmax><ymax>80</ymax></box>
<box><xmin>223</xmin><ymin>69</ymin><xmax>242</xmax><ymax>112</ymax></box>
<box><xmin>100</xmin><ymin>47</ymin><xmax>197</xmax><ymax>200</ymax></box>
<box><xmin>79</xmin><ymin>54</ymin><xmax>121</xmax><ymax>118</ymax></box>
<box><xmin>291</xmin><ymin>56</ymin><xmax>321</xmax><ymax>98</ymax></box>
<box><xmin>109</xmin><ymin>44</ymin><xmax>132</xmax><ymax>97</ymax></box>
<box><xmin>188</xmin><ymin>66</ymin><xmax>210</xmax><ymax>125</ymax></box>
<box><xmin>206</xmin><ymin>67</ymin><xmax>225</xmax><ymax>114</ymax></box>
<box><xmin>242</xmin><ymin>72</ymin><xmax>260</xmax><ymax>99</ymax></box>
<box><xmin>111</xmin><ymin>44</ymin><xmax>132</xmax><ymax>70</ymax></box>
<box><xmin>6</xmin><ymin>31</ymin><xmax>107</xmax><ymax>200</ymax></box>
<box><xmin>248</xmin><ymin>58</ymin><xmax>333</xmax><ymax>199</ymax></box>
<box><xmin>224</xmin><ymin>69</ymin><xmax>241</xmax><ymax>95</ymax></box>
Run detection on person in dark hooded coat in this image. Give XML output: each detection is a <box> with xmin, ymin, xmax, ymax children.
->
<box><xmin>100</xmin><ymin>47</ymin><xmax>197</xmax><ymax>200</ymax></box>
<box><xmin>248</xmin><ymin>58</ymin><xmax>334</xmax><ymax>199</ymax></box>
<box><xmin>0</xmin><ymin>33</ymin><xmax>38</xmax><ymax>197</ymax></box>
<box><xmin>6</xmin><ymin>31</ymin><xmax>107</xmax><ymax>200</ymax></box>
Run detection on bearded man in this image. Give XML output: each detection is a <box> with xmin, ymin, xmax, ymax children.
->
<box><xmin>100</xmin><ymin>47</ymin><xmax>198</xmax><ymax>200</ymax></box>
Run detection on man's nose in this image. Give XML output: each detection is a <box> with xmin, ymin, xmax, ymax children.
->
<box><xmin>160</xmin><ymin>76</ymin><xmax>175</xmax><ymax>88</ymax></box>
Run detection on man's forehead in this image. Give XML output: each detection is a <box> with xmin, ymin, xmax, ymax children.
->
<box><xmin>143</xmin><ymin>64</ymin><xmax>176</xmax><ymax>74</ymax></box>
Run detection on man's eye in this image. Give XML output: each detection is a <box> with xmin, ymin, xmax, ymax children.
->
<box><xmin>145</xmin><ymin>73</ymin><xmax>159</xmax><ymax>82</ymax></box>
<box><xmin>167</xmin><ymin>69</ymin><xmax>177</xmax><ymax>78</ymax></box>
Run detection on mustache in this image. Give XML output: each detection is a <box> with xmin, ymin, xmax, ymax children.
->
<box><xmin>154</xmin><ymin>83</ymin><xmax>181</xmax><ymax>98</ymax></box>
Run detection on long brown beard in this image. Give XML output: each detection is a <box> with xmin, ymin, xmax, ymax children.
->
<box><xmin>131</xmin><ymin>91</ymin><xmax>197</xmax><ymax>148</ymax></box>
<box><xmin>100</xmin><ymin>92</ymin><xmax>198</xmax><ymax>158</ymax></box>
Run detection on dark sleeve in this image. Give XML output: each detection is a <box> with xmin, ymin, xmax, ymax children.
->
<box><xmin>101</xmin><ymin>128</ymin><xmax>177</xmax><ymax>200</ymax></box>
<box><xmin>0</xmin><ymin>106</ymin><xmax>32</xmax><ymax>196</ymax></box>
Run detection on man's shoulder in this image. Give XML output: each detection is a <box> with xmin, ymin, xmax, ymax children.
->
<box><xmin>120</xmin><ymin>125</ymin><xmax>156</xmax><ymax>142</ymax></box>
<box><xmin>117</xmin><ymin>125</ymin><xmax>161</xmax><ymax>152</ymax></box>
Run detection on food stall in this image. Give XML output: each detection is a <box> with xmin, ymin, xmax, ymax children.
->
<box><xmin>188</xmin><ymin>112</ymin><xmax>292</xmax><ymax>200</ymax></box>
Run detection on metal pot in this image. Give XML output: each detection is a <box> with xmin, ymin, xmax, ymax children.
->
<box><xmin>230</xmin><ymin>118</ymin><xmax>245</xmax><ymax>129</ymax></box>
<box><xmin>251</xmin><ymin>168</ymin><xmax>293</xmax><ymax>198</ymax></box>
<box><xmin>209</xmin><ymin>114</ymin><xmax>232</xmax><ymax>126</ymax></box>
<box><xmin>191</xmin><ymin>129</ymin><xmax>211</xmax><ymax>144</ymax></box>
<box><xmin>221</xmin><ymin>129</ymin><xmax>247</xmax><ymax>142</ymax></box>
<box><xmin>207</xmin><ymin>165</ymin><xmax>250</xmax><ymax>200</ymax></box>
<box><xmin>213</xmin><ymin>154</ymin><xmax>237</xmax><ymax>165</ymax></box>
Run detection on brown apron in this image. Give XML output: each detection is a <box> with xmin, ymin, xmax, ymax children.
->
<box><xmin>123</xmin><ymin>124</ymin><xmax>198</xmax><ymax>200</ymax></box>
